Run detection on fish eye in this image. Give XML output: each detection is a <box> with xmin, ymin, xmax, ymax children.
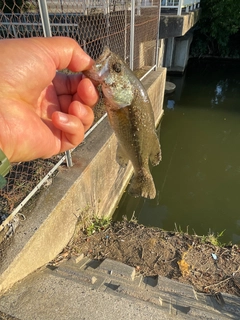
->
<box><xmin>112</xmin><ymin>62</ymin><xmax>121</xmax><ymax>73</ymax></box>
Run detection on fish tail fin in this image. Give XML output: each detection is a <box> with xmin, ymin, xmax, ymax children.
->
<box><xmin>128</xmin><ymin>168</ymin><xmax>156</xmax><ymax>199</ymax></box>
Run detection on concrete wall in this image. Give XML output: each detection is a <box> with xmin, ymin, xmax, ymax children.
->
<box><xmin>160</xmin><ymin>9</ymin><xmax>200</xmax><ymax>73</ymax></box>
<box><xmin>0</xmin><ymin>68</ymin><xmax>166</xmax><ymax>295</ymax></box>
<box><xmin>160</xmin><ymin>9</ymin><xmax>201</xmax><ymax>39</ymax></box>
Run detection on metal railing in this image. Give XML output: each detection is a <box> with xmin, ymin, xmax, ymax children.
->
<box><xmin>0</xmin><ymin>0</ymin><xmax>161</xmax><ymax>234</ymax></box>
<box><xmin>161</xmin><ymin>0</ymin><xmax>200</xmax><ymax>15</ymax></box>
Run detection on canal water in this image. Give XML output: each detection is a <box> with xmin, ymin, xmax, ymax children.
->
<box><xmin>113</xmin><ymin>59</ymin><xmax>240</xmax><ymax>244</ymax></box>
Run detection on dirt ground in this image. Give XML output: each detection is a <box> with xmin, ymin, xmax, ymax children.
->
<box><xmin>54</xmin><ymin>219</ymin><xmax>240</xmax><ymax>298</ymax></box>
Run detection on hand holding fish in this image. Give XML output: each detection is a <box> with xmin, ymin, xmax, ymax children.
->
<box><xmin>0</xmin><ymin>37</ymin><xmax>99</xmax><ymax>163</ymax></box>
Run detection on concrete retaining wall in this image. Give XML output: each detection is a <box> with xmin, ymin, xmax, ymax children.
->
<box><xmin>160</xmin><ymin>9</ymin><xmax>201</xmax><ymax>39</ymax></box>
<box><xmin>160</xmin><ymin>9</ymin><xmax>200</xmax><ymax>73</ymax></box>
<box><xmin>0</xmin><ymin>67</ymin><xmax>166</xmax><ymax>294</ymax></box>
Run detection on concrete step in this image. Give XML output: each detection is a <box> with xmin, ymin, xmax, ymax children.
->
<box><xmin>0</xmin><ymin>257</ymin><xmax>239</xmax><ymax>320</ymax></box>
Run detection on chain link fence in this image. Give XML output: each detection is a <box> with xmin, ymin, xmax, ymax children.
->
<box><xmin>0</xmin><ymin>0</ymin><xmax>160</xmax><ymax>234</ymax></box>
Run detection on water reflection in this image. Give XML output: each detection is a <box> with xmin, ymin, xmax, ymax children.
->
<box><xmin>211</xmin><ymin>79</ymin><xmax>228</xmax><ymax>106</ymax></box>
<box><xmin>166</xmin><ymin>99</ymin><xmax>175</xmax><ymax>110</ymax></box>
<box><xmin>114</xmin><ymin>59</ymin><xmax>240</xmax><ymax>244</ymax></box>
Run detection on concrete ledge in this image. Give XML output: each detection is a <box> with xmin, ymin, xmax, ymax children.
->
<box><xmin>0</xmin><ymin>67</ymin><xmax>166</xmax><ymax>294</ymax></box>
<box><xmin>160</xmin><ymin>9</ymin><xmax>201</xmax><ymax>39</ymax></box>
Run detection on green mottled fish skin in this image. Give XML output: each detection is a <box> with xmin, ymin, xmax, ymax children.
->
<box><xmin>84</xmin><ymin>47</ymin><xmax>161</xmax><ymax>199</ymax></box>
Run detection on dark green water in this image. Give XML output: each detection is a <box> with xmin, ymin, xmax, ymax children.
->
<box><xmin>114</xmin><ymin>59</ymin><xmax>240</xmax><ymax>244</ymax></box>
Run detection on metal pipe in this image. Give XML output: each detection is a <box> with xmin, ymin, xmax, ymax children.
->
<box><xmin>139</xmin><ymin>65</ymin><xmax>156</xmax><ymax>81</ymax></box>
<box><xmin>178</xmin><ymin>0</ymin><xmax>183</xmax><ymax>15</ymax></box>
<box><xmin>129</xmin><ymin>0</ymin><xmax>135</xmax><ymax>70</ymax></box>
<box><xmin>37</xmin><ymin>0</ymin><xmax>52</xmax><ymax>37</ymax></box>
<box><xmin>65</xmin><ymin>151</ymin><xmax>73</xmax><ymax>167</ymax></box>
<box><xmin>124</xmin><ymin>3</ymin><xmax>127</xmax><ymax>62</ymax></box>
<box><xmin>2</xmin><ymin>23</ymin><xmax>78</xmax><ymax>26</ymax></box>
<box><xmin>155</xmin><ymin>0</ymin><xmax>162</xmax><ymax>68</ymax></box>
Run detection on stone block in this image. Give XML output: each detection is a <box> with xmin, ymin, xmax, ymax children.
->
<box><xmin>157</xmin><ymin>275</ymin><xmax>195</xmax><ymax>299</ymax></box>
<box><xmin>98</xmin><ymin>259</ymin><xmax>135</xmax><ymax>280</ymax></box>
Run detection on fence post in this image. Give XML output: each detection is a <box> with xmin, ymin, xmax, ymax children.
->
<box><xmin>178</xmin><ymin>0</ymin><xmax>183</xmax><ymax>15</ymax></box>
<box><xmin>124</xmin><ymin>5</ymin><xmax>127</xmax><ymax>62</ymax></box>
<box><xmin>37</xmin><ymin>0</ymin><xmax>52</xmax><ymax>37</ymax></box>
<box><xmin>155</xmin><ymin>0</ymin><xmax>161</xmax><ymax>68</ymax></box>
<box><xmin>38</xmin><ymin>0</ymin><xmax>73</xmax><ymax>167</ymax></box>
<box><xmin>11</xmin><ymin>25</ymin><xmax>18</xmax><ymax>38</ymax></box>
<box><xmin>136</xmin><ymin>0</ymin><xmax>141</xmax><ymax>15</ymax></box>
<box><xmin>130</xmin><ymin>0</ymin><xmax>135</xmax><ymax>70</ymax></box>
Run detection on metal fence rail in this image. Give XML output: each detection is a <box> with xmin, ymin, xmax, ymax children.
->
<box><xmin>0</xmin><ymin>0</ymin><xmax>160</xmax><ymax>235</ymax></box>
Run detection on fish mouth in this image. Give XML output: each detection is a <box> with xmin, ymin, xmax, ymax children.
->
<box><xmin>83</xmin><ymin>47</ymin><xmax>111</xmax><ymax>83</ymax></box>
<box><xmin>95</xmin><ymin>58</ymin><xmax>110</xmax><ymax>80</ymax></box>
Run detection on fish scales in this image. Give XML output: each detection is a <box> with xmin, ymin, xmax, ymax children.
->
<box><xmin>83</xmin><ymin>47</ymin><xmax>161</xmax><ymax>199</ymax></box>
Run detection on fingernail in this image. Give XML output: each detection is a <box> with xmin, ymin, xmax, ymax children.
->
<box><xmin>58</xmin><ymin>113</ymin><xmax>69</xmax><ymax>123</ymax></box>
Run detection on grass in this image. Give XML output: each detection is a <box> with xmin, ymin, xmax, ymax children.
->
<box><xmin>174</xmin><ymin>222</ymin><xmax>227</xmax><ymax>247</ymax></box>
<box><xmin>201</xmin><ymin>229</ymin><xmax>226</xmax><ymax>247</ymax></box>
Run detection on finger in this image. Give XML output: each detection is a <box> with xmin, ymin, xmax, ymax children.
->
<box><xmin>53</xmin><ymin>72</ymin><xmax>83</xmax><ymax>96</ymax></box>
<box><xmin>68</xmin><ymin>100</ymin><xmax>94</xmax><ymax>131</ymax></box>
<box><xmin>0</xmin><ymin>37</ymin><xmax>94</xmax><ymax>105</ymax></box>
<box><xmin>53</xmin><ymin>73</ymin><xmax>99</xmax><ymax>113</ymax></box>
<box><xmin>52</xmin><ymin>111</ymin><xmax>85</xmax><ymax>148</ymax></box>
<box><xmin>51</xmin><ymin>101</ymin><xmax>94</xmax><ymax>148</ymax></box>
<box><xmin>77</xmin><ymin>78</ymin><xmax>99</xmax><ymax>107</ymax></box>
<box><xmin>32</xmin><ymin>37</ymin><xmax>94</xmax><ymax>72</ymax></box>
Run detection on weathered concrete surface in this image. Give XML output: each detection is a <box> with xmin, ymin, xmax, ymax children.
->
<box><xmin>160</xmin><ymin>9</ymin><xmax>201</xmax><ymax>39</ymax></box>
<box><xmin>160</xmin><ymin>9</ymin><xmax>200</xmax><ymax>73</ymax></box>
<box><xmin>0</xmin><ymin>258</ymin><xmax>239</xmax><ymax>320</ymax></box>
<box><xmin>165</xmin><ymin>32</ymin><xmax>193</xmax><ymax>73</ymax></box>
<box><xmin>0</xmin><ymin>68</ymin><xmax>166</xmax><ymax>295</ymax></box>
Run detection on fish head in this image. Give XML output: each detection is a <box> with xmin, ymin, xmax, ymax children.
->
<box><xmin>84</xmin><ymin>47</ymin><xmax>134</xmax><ymax>110</ymax></box>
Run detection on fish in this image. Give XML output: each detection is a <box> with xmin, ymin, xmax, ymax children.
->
<box><xmin>83</xmin><ymin>47</ymin><xmax>161</xmax><ymax>199</ymax></box>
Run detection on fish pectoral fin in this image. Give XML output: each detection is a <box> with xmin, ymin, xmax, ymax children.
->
<box><xmin>150</xmin><ymin>134</ymin><xmax>162</xmax><ymax>166</ymax></box>
<box><xmin>128</xmin><ymin>168</ymin><xmax>156</xmax><ymax>199</ymax></box>
<box><xmin>116</xmin><ymin>143</ymin><xmax>129</xmax><ymax>167</ymax></box>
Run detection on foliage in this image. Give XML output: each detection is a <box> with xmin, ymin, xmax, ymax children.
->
<box><xmin>201</xmin><ymin>229</ymin><xmax>226</xmax><ymax>247</ymax></box>
<box><xmin>86</xmin><ymin>216</ymin><xmax>111</xmax><ymax>236</ymax></box>
<box><xmin>191</xmin><ymin>0</ymin><xmax>240</xmax><ymax>57</ymax></box>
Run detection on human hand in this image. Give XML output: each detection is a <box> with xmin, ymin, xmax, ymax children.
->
<box><xmin>0</xmin><ymin>37</ymin><xmax>99</xmax><ymax>163</ymax></box>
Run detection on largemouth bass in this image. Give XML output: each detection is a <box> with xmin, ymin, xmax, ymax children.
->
<box><xmin>84</xmin><ymin>47</ymin><xmax>161</xmax><ymax>199</ymax></box>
